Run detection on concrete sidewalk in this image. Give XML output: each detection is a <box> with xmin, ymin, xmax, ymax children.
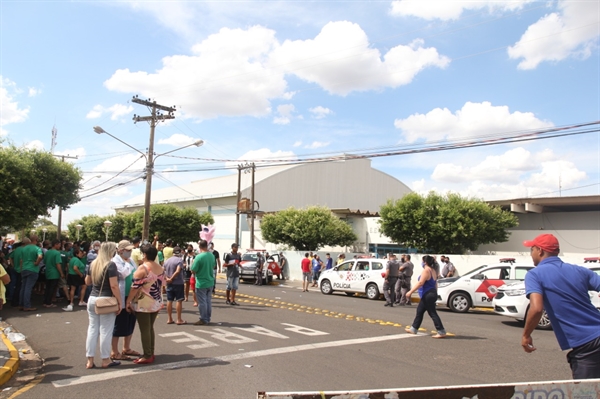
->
<box><xmin>0</xmin><ymin>327</ymin><xmax>19</xmax><ymax>386</ymax></box>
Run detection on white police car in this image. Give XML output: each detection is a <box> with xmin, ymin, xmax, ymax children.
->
<box><xmin>318</xmin><ymin>258</ymin><xmax>386</xmax><ymax>300</ymax></box>
<box><xmin>493</xmin><ymin>259</ymin><xmax>600</xmax><ymax>330</ymax></box>
<box><xmin>436</xmin><ymin>259</ymin><xmax>534</xmax><ymax>313</ymax></box>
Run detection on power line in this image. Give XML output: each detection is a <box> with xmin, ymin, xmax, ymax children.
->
<box><xmin>81</xmin><ymin>154</ymin><xmax>145</xmax><ymax>192</ymax></box>
<box><xmin>79</xmin><ymin>175</ymin><xmax>144</xmax><ymax>200</ymax></box>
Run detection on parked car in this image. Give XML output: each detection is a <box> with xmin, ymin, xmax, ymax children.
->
<box><xmin>436</xmin><ymin>258</ymin><xmax>534</xmax><ymax>313</ymax></box>
<box><xmin>239</xmin><ymin>250</ymin><xmax>281</xmax><ymax>283</ymax></box>
<box><xmin>318</xmin><ymin>258</ymin><xmax>386</xmax><ymax>300</ymax></box>
<box><xmin>493</xmin><ymin>260</ymin><xmax>600</xmax><ymax>330</ymax></box>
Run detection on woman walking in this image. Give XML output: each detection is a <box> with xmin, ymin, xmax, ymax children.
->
<box><xmin>405</xmin><ymin>255</ymin><xmax>446</xmax><ymax>339</ymax></box>
<box><xmin>126</xmin><ymin>244</ymin><xmax>164</xmax><ymax>364</ymax></box>
<box><xmin>85</xmin><ymin>242</ymin><xmax>122</xmax><ymax>369</ymax></box>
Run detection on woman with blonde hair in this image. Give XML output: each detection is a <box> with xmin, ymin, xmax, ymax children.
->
<box><xmin>85</xmin><ymin>242</ymin><xmax>122</xmax><ymax>369</ymax></box>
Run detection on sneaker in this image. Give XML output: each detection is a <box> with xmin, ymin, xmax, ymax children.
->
<box><xmin>193</xmin><ymin>320</ymin><xmax>207</xmax><ymax>326</ymax></box>
<box><xmin>63</xmin><ymin>304</ymin><xmax>73</xmax><ymax>312</ymax></box>
<box><xmin>78</xmin><ymin>302</ymin><xmax>87</xmax><ymax>307</ymax></box>
<box><xmin>231</xmin><ymin>301</ymin><xmax>239</xmax><ymax>306</ymax></box>
<box><xmin>405</xmin><ymin>327</ymin><xmax>417</xmax><ymax>334</ymax></box>
<box><xmin>226</xmin><ymin>299</ymin><xmax>231</xmax><ymax>305</ymax></box>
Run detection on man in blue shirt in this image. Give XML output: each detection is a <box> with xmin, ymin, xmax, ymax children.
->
<box><xmin>522</xmin><ymin>233</ymin><xmax>600</xmax><ymax>379</ymax></box>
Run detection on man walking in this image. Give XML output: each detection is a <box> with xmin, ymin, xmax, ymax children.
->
<box><xmin>383</xmin><ymin>254</ymin><xmax>400</xmax><ymax>307</ymax></box>
<box><xmin>396</xmin><ymin>254</ymin><xmax>414</xmax><ymax>306</ymax></box>
<box><xmin>224</xmin><ymin>244</ymin><xmax>241</xmax><ymax>305</ymax></box>
<box><xmin>192</xmin><ymin>240</ymin><xmax>215</xmax><ymax>325</ymax></box>
<box><xmin>522</xmin><ymin>234</ymin><xmax>600</xmax><ymax>379</ymax></box>
<box><xmin>164</xmin><ymin>246</ymin><xmax>185</xmax><ymax>325</ymax></box>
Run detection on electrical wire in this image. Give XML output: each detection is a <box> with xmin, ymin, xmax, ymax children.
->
<box><xmin>79</xmin><ymin>175</ymin><xmax>144</xmax><ymax>200</ymax></box>
<box><xmin>81</xmin><ymin>154</ymin><xmax>146</xmax><ymax>192</ymax></box>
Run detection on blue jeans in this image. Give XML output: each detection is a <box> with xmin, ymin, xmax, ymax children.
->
<box><xmin>20</xmin><ymin>270</ymin><xmax>39</xmax><ymax>309</ymax></box>
<box><xmin>196</xmin><ymin>287</ymin><xmax>212</xmax><ymax>323</ymax></box>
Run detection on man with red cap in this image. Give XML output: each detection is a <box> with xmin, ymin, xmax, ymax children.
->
<box><xmin>522</xmin><ymin>233</ymin><xmax>600</xmax><ymax>379</ymax></box>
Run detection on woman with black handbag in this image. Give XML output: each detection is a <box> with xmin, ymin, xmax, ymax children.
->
<box><xmin>85</xmin><ymin>242</ymin><xmax>122</xmax><ymax>369</ymax></box>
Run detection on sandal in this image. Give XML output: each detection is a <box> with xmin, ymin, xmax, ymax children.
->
<box><xmin>122</xmin><ymin>349</ymin><xmax>141</xmax><ymax>357</ymax></box>
<box><xmin>102</xmin><ymin>360</ymin><xmax>121</xmax><ymax>368</ymax></box>
<box><xmin>176</xmin><ymin>320</ymin><xmax>187</xmax><ymax>325</ymax></box>
<box><xmin>111</xmin><ymin>353</ymin><xmax>132</xmax><ymax>361</ymax></box>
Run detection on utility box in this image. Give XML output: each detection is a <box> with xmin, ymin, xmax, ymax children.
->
<box><xmin>238</xmin><ymin>198</ymin><xmax>251</xmax><ymax>212</ymax></box>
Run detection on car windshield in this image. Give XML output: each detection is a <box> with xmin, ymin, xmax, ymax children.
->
<box><xmin>242</xmin><ymin>253</ymin><xmax>258</xmax><ymax>261</ymax></box>
<box><xmin>463</xmin><ymin>265</ymin><xmax>487</xmax><ymax>277</ymax></box>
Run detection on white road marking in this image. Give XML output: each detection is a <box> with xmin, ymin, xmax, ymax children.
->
<box><xmin>52</xmin><ymin>333</ymin><xmax>422</xmax><ymax>388</ymax></box>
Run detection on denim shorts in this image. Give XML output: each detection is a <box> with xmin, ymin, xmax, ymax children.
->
<box><xmin>226</xmin><ymin>276</ymin><xmax>239</xmax><ymax>291</ymax></box>
<box><xmin>302</xmin><ymin>271</ymin><xmax>311</xmax><ymax>282</ymax></box>
<box><xmin>166</xmin><ymin>284</ymin><xmax>185</xmax><ymax>302</ymax></box>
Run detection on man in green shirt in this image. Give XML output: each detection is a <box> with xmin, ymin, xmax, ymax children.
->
<box><xmin>43</xmin><ymin>240</ymin><xmax>64</xmax><ymax>308</ymax></box>
<box><xmin>20</xmin><ymin>235</ymin><xmax>43</xmax><ymax>311</ymax></box>
<box><xmin>8</xmin><ymin>238</ymin><xmax>28</xmax><ymax>307</ymax></box>
<box><xmin>191</xmin><ymin>240</ymin><xmax>215</xmax><ymax>326</ymax></box>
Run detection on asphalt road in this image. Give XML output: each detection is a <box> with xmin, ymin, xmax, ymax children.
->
<box><xmin>1</xmin><ymin>278</ymin><xmax>568</xmax><ymax>398</ymax></box>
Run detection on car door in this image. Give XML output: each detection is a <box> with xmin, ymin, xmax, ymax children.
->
<box><xmin>330</xmin><ymin>260</ymin><xmax>355</xmax><ymax>291</ymax></box>
<box><xmin>472</xmin><ymin>266</ymin><xmax>511</xmax><ymax>307</ymax></box>
<box><xmin>349</xmin><ymin>260</ymin><xmax>371</xmax><ymax>292</ymax></box>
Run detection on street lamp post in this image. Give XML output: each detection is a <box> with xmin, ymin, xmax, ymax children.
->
<box><xmin>76</xmin><ymin>224</ymin><xmax>83</xmax><ymax>240</ymax></box>
<box><xmin>103</xmin><ymin>220</ymin><xmax>112</xmax><ymax>242</ymax></box>
<box><xmin>93</xmin><ymin>126</ymin><xmax>203</xmax><ymax>241</ymax></box>
<box><xmin>42</xmin><ymin>228</ymin><xmax>47</xmax><ymax>241</ymax></box>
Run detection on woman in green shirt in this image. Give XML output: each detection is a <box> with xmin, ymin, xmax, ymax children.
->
<box><xmin>64</xmin><ymin>249</ymin><xmax>86</xmax><ymax>311</ymax></box>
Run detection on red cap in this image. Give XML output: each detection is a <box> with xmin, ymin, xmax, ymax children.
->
<box><xmin>523</xmin><ymin>234</ymin><xmax>559</xmax><ymax>253</ymax></box>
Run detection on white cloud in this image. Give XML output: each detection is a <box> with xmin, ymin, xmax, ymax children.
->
<box><xmin>28</xmin><ymin>87</ymin><xmax>41</xmax><ymax>97</ymax></box>
<box><xmin>270</xmin><ymin>22</ymin><xmax>450</xmax><ymax>95</ymax></box>
<box><xmin>394</xmin><ymin>101</ymin><xmax>553</xmax><ymax>143</ymax></box>
<box><xmin>282</xmin><ymin>91</ymin><xmax>296</xmax><ymax>100</ymax></box>
<box><xmin>225</xmin><ymin>148</ymin><xmax>297</xmax><ymax>170</ymax></box>
<box><xmin>158</xmin><ymin>133</ymin><xmax>200</xmax><ymax>147</ymax></box>
<box><xmin>410</xmin><ymin>179</ymin><xmax>426</xmax><ymax>193</ymax></box>
<box><xmin>24</xmin><ymin>140</ymin><xmax>44</xmax><ymax>151</ymax></box>
<box><xmin>309</xmin><ymin>106</ymin><xmax>333</xmax><ymax>119</ymax></box>
<box><xmin>273</xmin><ymin>104</ymin><xmax>295</xmax><ymax>125</ymax></box>
<box><xmin>304</xmin><ymin>141</ymin><xmax>330</xmax><ymax>149</ymax></box>
<box><xmin>86</xmin><ymin>104</ymin><xmax>134</xmax><ymax>120</ymax></box>
<box><xmin>508</xmin><ymin>1</ymin><xmax>599</xmax><ymax>70</ymax></box>
<box><xmin>0</xmin><ymin>77</ymin><xmax>29</xmax><ymax>136</ymax></box>
<box><xmin>293</xmin><ymin>141</ymin><xmax>302</xmax><ymax>147</ymax></box>
<box><xmin>389</xmin><ymin>0</ymin><xmax>534</xmax><ymax>21</ymax></box>
<box><xmin>105</xmin><ymin>26</ymin><xmax>287</xmax><ymax>120</ymax></box>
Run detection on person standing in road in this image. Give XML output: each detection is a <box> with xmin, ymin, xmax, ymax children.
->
<box><xmin>191</xmin><ymin>240</ymin><xmax>215</xmax><ymax>325</ymax></box>
<box><xmin>209</xmin><ymin>242</ymin><xmax>221</xmax><ymax>293</ymax></box>
<box><xmin>43</xmin><ymin>240</ymin><xmax>63</xmax><ymax>308</ymax></box>
<box><xmin>405</xmin><ymin>255</ymin><xmax>446</xmax><ymax>339</ymax></box>
<box><xmin>337</xmin><ymin>253</ymin><xmax>345</xmax><ymax>265</ymax></box>
<box><xmin>383</xmin><ymin>254</ymin><xmax>400</xmax><ymax>307</ymax></box>
<box><xmin>223</xmin><ymin>243</ymin><xmax>241</xmax><ymax>305</ymax></box>
<box><xmin>65</xmin><ymin>248</ymin><xmax>86</xmax><ymax>311</ymax></box>
<box><xmin>279</xmin><ymin>252</ymin><xmax>287</xmax><ymax>280</ymax></box>
<box><xmin>396</xmin><ymin>255</ymin><xmax>414</xmax><ymax>306</ymax></box>
<box><xmin>110</xmin><ymin>240</ymin><xmax>140</xmax><ymax>361</ymax></box>
<box><xmin>440</xmin><ymin>256</ymin><xmax>456</xmax><ymax>278</ymax></box>
<box><xmin>521</xmin><ymin>234</ymin><xmax>600</xmax><ymax>379</ymax></box>
<box><xmin>255</xmin><ymin>252</ymin><xmax>265</xmax><ymax>286</ymax></box>
<box><xmin>162</xmin><ymin>239</ymin><xmax>174</xmax><ymax>262</ymax></box>
<box><xmin>164</xmin><ymin>246</ymin><xmax>185</xmax><ymax>325</ymax></box>
<box><xmin>301</xmin><ymin>253</ymin><xmax>311</xmax><ymax>292</ymax></box>
<box><xmin>19</xmin><ymin>235</ymin><xmax>43</xmax><ymax>311</ymax></box>
<box><xmin>325</xmin><ymin>253</ymin><xmax>333</xmax><ymax>270</ymax></box>
<box><xmin>311</xmin><ymin>255</ymin><xmax>323</xmax><ymax>287</ymax></box>
<box><xmin>183</xmin><ymin>245</ymin><xmax>195</xmax><ymax>302</ymax></box>
<box><xmin>130</xmin><ymin>237</ymin><xmax>143</xmax><ymax>266</ymax></box>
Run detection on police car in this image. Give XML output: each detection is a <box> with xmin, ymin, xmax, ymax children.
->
<box><xmin>318</xmin><ymin>258</ymin><xmax>386</xmax><ymax>300</ymax></box>
<box><xmin>493</xmin><ymin>258</ymin><xmax>600</xmax><ymax>330</ymax></box>
<box><xmin>436</xmin><ymin>259</ymin><xmax>534</xmax><ymax>313</ymax></box>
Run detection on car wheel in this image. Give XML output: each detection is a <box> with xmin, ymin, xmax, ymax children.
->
<box><xmin>320</xmin><ymin>280</ymin><xmax>333</xmax><ymax>295</ymax></box>
<box><xmin>524</xmin><ymin>307</ymin><xmax>552</xmax><ymax>330</ymax></box>
<box><xmin>449</xmin><ymin>292</ymin><xmax>471</xmax><ymax>313</ymax></box>
<box><xmin>366</xmin><ymin>283</ymin><xmax>380</xmax><ymax>300</ymax></box>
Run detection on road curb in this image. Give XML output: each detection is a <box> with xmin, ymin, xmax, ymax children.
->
<box><xmin>0</xmin><ymin>331</ymin><xmax>20</xmax><ymax>386</ymax></box>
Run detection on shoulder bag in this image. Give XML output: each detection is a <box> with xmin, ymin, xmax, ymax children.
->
<box><xmin>95</xmin><ymin>264</ymin><xmax>119</xmax><ymax>315</ymax></box>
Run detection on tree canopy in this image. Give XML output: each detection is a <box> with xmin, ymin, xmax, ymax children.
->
<box><xmin>378</xmin><ymin>192</ymin><xmax>518</xmax><ymax>254</ymax></box>
<box><xmin>260</xmin><ymin>206</ymin><xmax>357</xmax><ymax>251</ymax></box>
<box><xmin>0</xmin><ymin>146</ymin><xmax>81</xmax><ymax>231</ymax></box>
<box><xmin>68</xmin><ymin>204</ymin><xmax>214</xmax><ymax>245</ymax></box>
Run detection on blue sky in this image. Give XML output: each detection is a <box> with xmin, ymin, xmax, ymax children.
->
<box><xmin>1</xmin><ymin>0</ymin><xmax>599</xmax><ymax>227</ymax></box>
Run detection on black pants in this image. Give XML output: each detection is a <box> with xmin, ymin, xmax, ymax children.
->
<box><xmin>44</xmin><ymin>279</ymin><xmax>59</xmax><ymax>305</ymax></box>
<box><xmin>11</xmin><ymin>272</ymin><xmax>22</xmax><ymax>307</ymax></box>
<box><xmin>411</xmin><ymin>289</ymin><xmax>445</xmax><ymax>332</ymax></box>
<box><xmin>383</xmin><ymin>277</ymin><xmax>398</xmax><ymax>304</ymax></box>
<box><xmin>567</xmin><ymin>335</ymin><xmax>600</xmax><ymax>379</ymax></box>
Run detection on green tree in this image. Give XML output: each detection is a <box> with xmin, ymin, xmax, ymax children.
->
<box><xmin>69</xmin><ymin>205</ymin><xmax>214</xmax><ymax>245</ymax></box>
<box><xmin>378</xmin><ymin>192</ymin><xmax>518</xmax><ymax>253</ymax></box>
<box><xmin>260</xmin><ymin>206</ymin><xmax>357</xmax><ymax>251</ymax></box>
<box><xmin>0</xmin><ymin>146</ymin><xmax>81</xmax><ymax>230</ymax></box>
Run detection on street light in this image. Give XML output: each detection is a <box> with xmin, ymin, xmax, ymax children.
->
<box><xmin>103</xmin><ymin>220</ymin><xmax>112</xmax><ymax>242</ymax></box>
<box><xmin>42</xmin><ymin>228</ymin><xmax>48</xmax><ymax>241</ymax></box>
<box><xmin>76</xmin><ymin>224</ymin><xmax>83</xmax><ymax>240</ymax></box>
<box><xmin>82</xmin><ymin>175</ymin><xmax>102</xmax><ymax>185</ymax></box>
<box><xmin>93</xmin><ymin>126</ymin><xmax>203</xmax><ymax>241</ymax></box>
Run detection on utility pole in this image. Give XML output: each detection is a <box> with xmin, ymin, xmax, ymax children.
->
<box><xmin>52</xmin><ymin>154</ymin><xmax>78</xmax><ymax>240</ymax></box>
<box><xmin>250</xmin><ymin>163</ymin><xmax>256</xmax><ymax>248</ymax></box>
<box><xmin>132</xmin><ymin>96</ymin><xmax>175</xmax><ymax>242</ymax></box>
<box><xmin>235</xmin><ymin>165</ymin><xmax>242</xmax><ymax>245</ymax></box>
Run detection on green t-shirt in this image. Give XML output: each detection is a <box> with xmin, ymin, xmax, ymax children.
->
<box><xmin>158</xmin><ymin>251</ymin><xmax>164</xmax><ymax>264</ymax></box>
<box><xmin>9</xmin><ymin>247</ymin><xmax>23</xmax><ymax>272</ymax></box>
<box><xmin>60</xmin><ymin>251</ymin><xmax>71</xmax><ymax>273</ymax></box>
<box><xmin>191</xmin><ymin>252</ymin><xmax>215</xmax><ymax>289</ymax></box>
<box><xmin>21</xmin><ymin>245</ymin><xmax>42</xmax><ymax>273</ymax></box>
<box><xmin>68</xmin><ymin>256</ymin><xmax>84</xmax><ymax>275</ymax></box>
<box><xmin>44</xmin><ymin>249</ymin><xmax>63</xmax><ymax>280</ymax></box>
